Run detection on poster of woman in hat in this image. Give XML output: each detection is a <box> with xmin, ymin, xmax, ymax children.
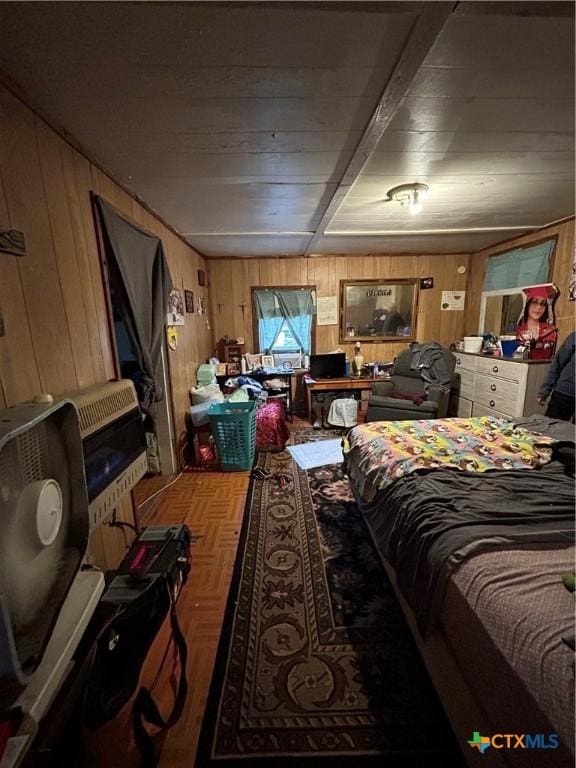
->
<box><xmin>515</xmin><ymin>284</ymin><xmax>559</xmax><ymax>359</ymax></box>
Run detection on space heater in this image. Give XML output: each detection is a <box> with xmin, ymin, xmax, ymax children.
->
<box><xmin>0</xmin><ymin>399</ymin><xmax>104</xmax><ymax>765</ymax></box>
<box><xmin>68</xmin><ymin>380</ymin><xmax>148</xmax><ymax>531</ymax></box>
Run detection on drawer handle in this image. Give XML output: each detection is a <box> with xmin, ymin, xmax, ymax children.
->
<box><xmin>490</xmin><ymin>400</ymin><xmax>495</xmax><ymax>407</ymax></box>
<box><xmin>492</xmin><ymin>365</ymin><xmax>499</xmax><ymax>373</ymax></box>
<box><xmin>490</xmin><ymin>384</ymin><xmax>496</xmax><ymax>391</ymax></box>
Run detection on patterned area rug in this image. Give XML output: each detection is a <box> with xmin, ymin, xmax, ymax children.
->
<box><xmin>196</xmin><ymin>430</ymin><xmax>462</xmax><ymax>767</ymax></box>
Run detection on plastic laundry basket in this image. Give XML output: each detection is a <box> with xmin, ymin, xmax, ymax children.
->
<box><xmin>209</xmin><ymin>401</ymin><xmax>257</xmax><ymax>471</ymax></box>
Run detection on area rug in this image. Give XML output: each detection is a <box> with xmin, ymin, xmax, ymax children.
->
<box><xmin>196</xmin><ymin>430</ymin><xmax>462</xmax><ymax>767</ymax></box>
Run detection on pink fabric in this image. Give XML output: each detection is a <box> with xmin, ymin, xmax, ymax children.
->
<box><xmin>256</xmin><ymin>400</ymin><xmax>289</xmax><ymax>451</ymax></box>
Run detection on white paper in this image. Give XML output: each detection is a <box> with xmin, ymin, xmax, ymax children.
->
<box><xmin>317</xmin><ymin>296</ymin><xmax>338</xmax><ymax>325</ymax></box>
<box><xmin>287</xmin><ymin>439</ymin><xmax>344</xmax><ymax>470</ymax></box>
<box><xmin>441</xmin><ymin>290</ymin><xmax>466</xmax><ymax>311</ymax></box>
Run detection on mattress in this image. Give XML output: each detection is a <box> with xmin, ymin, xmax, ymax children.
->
<box><xmin>347</xmin><ymin>415</ymin><xmax>575</xmax><ymax>764</ymax></box>
<box><xmin>441</xmin><ymin>546</ymin><xmax>575</xmax><ymax>765</ymax></box>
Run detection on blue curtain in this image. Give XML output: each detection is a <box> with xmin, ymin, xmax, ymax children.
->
<box><xmin>254</xmin><ymin>291</ymin><xmax>283</xmax><ymax>353</ymax></box>
<box><xmin>276</xmin><ymin>289</ymin><xmax>314</xmax><ymax>355</ymax></box>
<box><xmin>483</xmin><ymin>239</ymin><xmax>554</xmax><ymax>292</ymax></box>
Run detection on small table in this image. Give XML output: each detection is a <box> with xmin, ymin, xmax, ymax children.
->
<box><xmin>305</xmin><ymin>375</ymin><xmax>381</xmax><ymax>423</ymax></box>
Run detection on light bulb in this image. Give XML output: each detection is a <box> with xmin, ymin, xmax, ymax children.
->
<box><xmin>409</xmin><ymin>189</ymin><xmax>422</xmax><ymax>214</ymax></box>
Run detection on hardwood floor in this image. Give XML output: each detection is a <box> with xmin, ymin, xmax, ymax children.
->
<box><xmin>87</xmin><ymin>467</ymin><xmax>250</xmax><ymax>768</ymax></box>
<box><xmin>87</xmin><ymin>416</ymin><xmax>324</xmax><ymax>767</ymax></box>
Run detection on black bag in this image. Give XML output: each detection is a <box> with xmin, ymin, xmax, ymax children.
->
<box><xmin>83</xmin><ymin>526</ymin><xmax>191</xmax><ymax>767</ymax></box>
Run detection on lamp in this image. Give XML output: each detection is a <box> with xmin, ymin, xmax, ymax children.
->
<box><xmin>386</xmin><ymin>183</ymin><xmax>429</xmax><ymax>215</ymax></box>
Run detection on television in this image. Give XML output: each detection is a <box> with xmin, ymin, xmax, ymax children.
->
<box><xmin>309</xmin><ymin>353</ymin><xmax>346</xmax><ymax>379</ymax></box>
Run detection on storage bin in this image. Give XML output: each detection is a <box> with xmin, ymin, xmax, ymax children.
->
<box><xmin>209</xmin><ymin>401</ymin><xmax>257</xmax><ymax>472</ymax></box>
<box><xmin>463</xmin><ymin>336</ymin><xmax>483</xmax><ymax>353</ymax></box>
<box><xmin>500</xmin><ymin>339</ymin><xmax>519</xmax><ymax>357</ymax></box>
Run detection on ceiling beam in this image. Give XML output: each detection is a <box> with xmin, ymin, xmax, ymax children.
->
<box><xmin>303</xmin><ymin>1</ymin><xmax>455</xmax><ymax>256</ymax></box>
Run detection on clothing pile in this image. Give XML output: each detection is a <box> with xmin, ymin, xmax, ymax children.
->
<box><xmin>409</xmin><ymin>341</ymin><xmax>453</xmax><ymax>395</ymax></box>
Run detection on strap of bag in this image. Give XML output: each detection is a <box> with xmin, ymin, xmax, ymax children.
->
<box><xmin>132</xmin><ymin>587</ymin><xmax>188</xmax><ymax>768</ymax></box>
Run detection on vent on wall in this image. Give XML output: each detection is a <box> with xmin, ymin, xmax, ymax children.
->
<box><xmin>72</xmin><ymin>381</ymin><xmax>139</xmax><ymax>438</ymax></box>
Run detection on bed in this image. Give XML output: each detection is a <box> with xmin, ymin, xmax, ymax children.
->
<box><xmin>344</xmin><ymin>414</ymin><xmax>575</xmax><ymax>768</ymax></box>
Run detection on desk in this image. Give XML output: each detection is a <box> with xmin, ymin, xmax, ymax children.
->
<box><xmin>217</xmin><ymin>369</ymin><xmax>295</xmax><ymax>420</ymax></box>
<box><xmin>305</xmin><ymin>376</ymin><xmax>380</xmax><ymax>423</ymax></box>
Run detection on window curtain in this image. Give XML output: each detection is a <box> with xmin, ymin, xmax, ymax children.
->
<box><xmin>94</xmin><ymin>196</ymin><xmax>172</xmax><ymax>416</ymax></box>
<box><xmin>483</xmin><ymin>239</ymin><xmax>554</xmax><ymax>292</ymax></box>
<box><xmin>276</xmin><ymin>289</ymin><xmax>314</xmax><ymax>354</ymax></box>
<box><xmin>254</xmin><ymin>291</ymin><xmax>284</xmax><ymax>353</ymax></box>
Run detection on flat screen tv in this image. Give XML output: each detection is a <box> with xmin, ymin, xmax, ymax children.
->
<box><xmin>309</xmin><ymin>353</ymin><xmax>346</xmax><ymax>379</ymax></box>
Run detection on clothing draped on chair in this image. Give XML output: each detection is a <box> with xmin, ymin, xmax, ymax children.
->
<box><xmin>409</xmin><ymin>341</ymin><xmax>453</xmax><ymax>394</ymax></box>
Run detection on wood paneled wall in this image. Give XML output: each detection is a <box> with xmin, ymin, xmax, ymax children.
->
<box><xmin>208</xmin><ymin>253</ymin><xmax>470</xmax><ymax>362</ymax></box>
<box><xmin>0</xmin><ymin>85</ymin><xmax>211</xmax><ymax>567</ymax></box>
<box><xmin>464</xmin><ymin>220</ymin><xmax>575</xmax><ymax>342</ymax></box>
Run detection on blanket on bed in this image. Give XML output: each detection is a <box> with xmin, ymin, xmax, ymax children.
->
<box><xmin>344</xmin><ymin>416</ymin><xmax>554</xmax><ymax>501</ymax></box>
<box><xmin>349</xmin><ymin>416</ymin><xmax>575</xmax><ymax>637</ymax></box>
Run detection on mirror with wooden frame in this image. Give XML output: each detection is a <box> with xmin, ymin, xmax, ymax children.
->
<box><xmin>340</xmin><ymin>279</ymin><xmax>419</xmax><ymax>342</ymax></box>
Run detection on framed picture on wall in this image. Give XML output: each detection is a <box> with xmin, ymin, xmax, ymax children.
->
<box><xmin>245</xmin><ymin>353</ymin><xmax>262</xmax><ymax>371</ymax></box>
<box><xmin>167</xmin><ymin>289</ymin><xmax>185</xmax><ymax>326</ymax></box>
<box><xmin>184</xmin><ymin>290</ymin><xmax>194</xmax><ymax>313</ymax></box>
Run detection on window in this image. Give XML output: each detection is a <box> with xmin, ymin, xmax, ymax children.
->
<box><xmin>483</xmin><ymin>239</ymin><xmax>555</xmax><ymax>292</ymax></box>
<box><xmin>271</xmin><ymin>320</ymin><xmax>300</xmax><ymax>352</ymax></box>
<box><xmin>252</xmin><ymin>288</ymin><xmax>314</xmax><ymax>354</ymax></box>
<box><xmin>479</xmin><ymin>238</ymin><xmax>556</xmax><ymax>335</ymax></box>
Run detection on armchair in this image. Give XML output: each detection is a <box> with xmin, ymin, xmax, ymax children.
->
<box><xmin>366</xmin><ymin>345</ymin><xmax>456</xmax><ymax>422</ymax></box>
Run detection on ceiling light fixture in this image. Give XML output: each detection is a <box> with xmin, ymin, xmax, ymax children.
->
<box><xmin>386</xmin><ymin>183</ymin><xmax>429</xmax><ymax>215</ymax></box>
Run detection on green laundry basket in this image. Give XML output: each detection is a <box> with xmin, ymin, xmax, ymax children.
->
<box><xmin>209</xmin><ymin>401</ymin><xmax>257</xmax><ymax>471</ymax></box>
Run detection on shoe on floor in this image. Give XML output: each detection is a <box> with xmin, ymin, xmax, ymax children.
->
<box><xmin>313</xmin><ymin>419</ymin><xmax>322</xmax><ymax>430</ymax></box>
<box><xmin>251</xmin><ymin>467</ymin><xmax>271</xmax><ymax>479</ymax></box>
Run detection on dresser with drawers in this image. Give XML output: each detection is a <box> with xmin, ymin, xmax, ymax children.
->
<box><xmin>450</xmin><ymin>352</ymin><xmax>550</xmax><ymax>419</ymax></box>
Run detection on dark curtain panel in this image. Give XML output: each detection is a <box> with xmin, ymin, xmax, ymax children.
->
<box><xmin>94</xmin><ymin>196</ymin><xmax>172</xmax><ymax>415</ymax></box>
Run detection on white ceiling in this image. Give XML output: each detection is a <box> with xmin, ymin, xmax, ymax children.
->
<box><xmin>0</xmin><ymin>1</ymin><xmax>573</xmax><ymax>258</ymax></box>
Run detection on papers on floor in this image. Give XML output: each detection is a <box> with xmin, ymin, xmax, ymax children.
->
<box><xmin>287</xmin><ymin>439</ymin><xmax>344</xmax><ymax>470</ymax></box>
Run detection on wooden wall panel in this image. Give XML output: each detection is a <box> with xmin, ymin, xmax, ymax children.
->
<box><xmin>0</xmin><ymin>83</ymin><xmax>212</xmax><ymax>567</ymax></box>
<box><xmin>209</xmin><ymin>253</ymin><xmax>470</xmax><ymax>362</ymax></box>
<box><xmin>464</xmin><ymin>220</ymin><xmax>575</xmax><ymax>342</ymax></box>
<box><xmin>1</xmin><ymin>90</ymin><xmax>78</xmax><ymax>396</ymax></box>
<box><xmin>36</xmin><ymin>121</ymin><xmax>97</xmax><ymax>389</ymax></box>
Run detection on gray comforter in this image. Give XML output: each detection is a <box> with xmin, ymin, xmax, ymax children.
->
<box><xmin>352</xmin><ymin>416</ymin><xmax>576</xmax><ymax>637</ymax></box>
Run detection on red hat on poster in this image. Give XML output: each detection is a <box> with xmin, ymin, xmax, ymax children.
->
<box><xmin>523</xmin><ymin>284</ymin><xmax>559</xmax><ymax>301</ymax></box>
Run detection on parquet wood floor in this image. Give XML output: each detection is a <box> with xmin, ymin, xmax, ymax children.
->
<box><xmin>87</xmin><ymin>416</ymin><xmax>320</xmax><ymax>767</ymax></box>
<box><xmin>87</xmin><ymin>467</ymin><xmax>250</xmax><ymax>768</ymax></box>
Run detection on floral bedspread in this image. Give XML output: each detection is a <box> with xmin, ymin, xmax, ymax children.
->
<box><xmin>344</xmin><ymin>416</ymin><xmax>555</xmax><ymax>500</ymax></box>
